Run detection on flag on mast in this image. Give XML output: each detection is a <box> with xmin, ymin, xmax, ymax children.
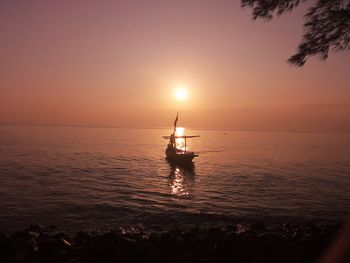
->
<box><xmin>173</xmin><ymin>112</ymin><xmax>178</xmax><ymax>132</ymax></box>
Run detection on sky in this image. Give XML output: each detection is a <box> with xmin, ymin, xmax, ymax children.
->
<box><xmin>1</xmin><ymin>0</ymin><xmax>349</xmax><ymax>132</ymax></box>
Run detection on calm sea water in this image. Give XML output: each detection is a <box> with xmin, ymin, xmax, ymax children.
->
<box><xmin>0</xmin><ymin>126</ymin><xmax>349</xmax><ymax>232</ymax></box>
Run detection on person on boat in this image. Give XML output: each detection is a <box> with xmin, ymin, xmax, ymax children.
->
<box><xmin>170</xmin><ymin>133</ymin><xmax>175</xmax><ymax>147</ymax></box>
<box><xmin>166</xmin><ymin>133</ymin><xmax>176</xmax><ymax>155</ymax></box>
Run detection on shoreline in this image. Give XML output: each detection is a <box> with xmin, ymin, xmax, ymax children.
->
<box><xmin>0</xmin><ymin>221</ymin><xmax>345</xmax><ymax>263</ymax></box>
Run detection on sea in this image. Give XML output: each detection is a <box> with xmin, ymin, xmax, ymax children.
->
<box><xmin>0</xmin><ymin>126</ymin><xmax>349</xmax><ymax>232</ymax></box>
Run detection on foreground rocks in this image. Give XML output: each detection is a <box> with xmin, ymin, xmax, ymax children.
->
<box><xmin>0</xmin><ymin>222</ymin><xmax>341</xmax><ymax>262</ymax></box>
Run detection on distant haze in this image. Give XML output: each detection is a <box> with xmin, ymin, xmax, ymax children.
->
<box><xmin>1</xmin><ymin>1</ymin><xmax>349</xmax><ymax>132</ymax></box>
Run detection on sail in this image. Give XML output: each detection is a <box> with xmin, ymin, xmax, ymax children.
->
<box><xmin>173</xmin><ymin>112</ymin><xmax>178</xmax><ymax>132</ymax></box>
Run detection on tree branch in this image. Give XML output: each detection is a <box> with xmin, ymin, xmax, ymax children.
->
<box><xmin>241</xmin><ymin>0</ymin><xmax>350</xmax><ymax>66</ymax></box>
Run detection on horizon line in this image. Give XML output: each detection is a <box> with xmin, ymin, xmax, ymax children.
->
<box><xmin>0</xmin><ymin>123</ymin><xmax>349</xmax><ymax>134</ymax></box>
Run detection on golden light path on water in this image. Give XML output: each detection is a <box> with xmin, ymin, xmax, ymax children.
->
<box><xmin>169</xmin><ymin>168</ymin><xmax>189</xmax><ymax>196</ymax></box>
<box><xmin>168</xmin><ymin>127</ymin><xmax>195</xmax><ymax>197</ymax></box>
<box><xmin>168</xmin><ymin>167</ymin><xmax>195</xmax><ymax>197</ymax></box>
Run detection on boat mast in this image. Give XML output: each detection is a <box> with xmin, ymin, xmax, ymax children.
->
<box><xmin>173</xmin><ymin>112</ymin><xmax>179</xmax><ymax>149</ymax></box>
<box><xmin>173</xmin><ymin>112</ymin><xmax>178</xmax><ymax>134</ymax></box>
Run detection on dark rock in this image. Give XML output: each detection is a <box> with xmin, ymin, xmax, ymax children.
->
<box><xmin>226</xmin><ymin>224</ymin><xmax>237</xmax><ymax>233</ymax></box>
<box><xmin>80</xmin><ymin>231</ymin><xmax>122</xmax><ymax>262</ymax></box>
<box><xmin>283</xmin><ymin>222</ymin><xmax>291</xmax><ymax>229</ymax></box>
<box><xmin>251</xmin><ymin>221</ymin><xmax>266</xmax><ymax>232</ymax></box>
<box><xmin>0</xmin><ymin>233</ymin><xmax>22</xmax><ymax>263</ymax></box>
<box><xmin>75</xmin><ymin>231</ymin><xmax>92</xmax><ymax>246</ymax></box>
<box><xmin>10</xmin><ymin>231</ymin><xmax>37</xmax><ymax>259</ymax></box>
<box><xmin>37</xmin><ymin>237</ymin><xmax>60</xmax><ymax>256</ymax></box>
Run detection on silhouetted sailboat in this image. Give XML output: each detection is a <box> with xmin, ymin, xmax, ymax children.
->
<box><xmin>163</xmin><ymin>113</ymin><xmax>199</xmax><ymax>165</ymax></box>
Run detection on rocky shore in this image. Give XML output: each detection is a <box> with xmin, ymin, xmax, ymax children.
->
<box><xmin>0</xmin><ymin>222</ymin><xmax>342</xmax><ymax>262</ymax></box>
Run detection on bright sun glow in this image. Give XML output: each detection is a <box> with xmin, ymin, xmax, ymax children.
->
<box><xmin>175</xmin><ymin>127</ymin><xmax>185</xmax><ymax>150</ymax></box>
<box><xmin>175</xmin><ymin>127</ymin><xmax>184</xmax><ymax>136</ymax></box>
<box><xmin>175</xmin><ymin>86</ymin><xmax>188</xmax><ymax>101</ymax></box>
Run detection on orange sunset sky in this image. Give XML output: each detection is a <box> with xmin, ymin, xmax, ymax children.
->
<box><xmin>1</xmin><ymin>1</ymin><xmax>349</xmax><ymax>132</ymax></box>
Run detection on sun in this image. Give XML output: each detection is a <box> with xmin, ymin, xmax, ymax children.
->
<box><xmin>175</xmin><ymin>86</ymin><xmax>188</xmax><ymax>101</ymax></box>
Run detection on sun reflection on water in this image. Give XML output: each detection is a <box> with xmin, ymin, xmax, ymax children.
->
<box><xmin>168</xmin><ymin>165</ymin><xmax>195</xmax><ymax>197</ymax></box>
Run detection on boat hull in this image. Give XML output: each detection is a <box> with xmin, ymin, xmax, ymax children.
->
<box><xmin>165</xmin><ymin>151</ymin><xmax>198</xmax><ymax>165</ymax></box>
